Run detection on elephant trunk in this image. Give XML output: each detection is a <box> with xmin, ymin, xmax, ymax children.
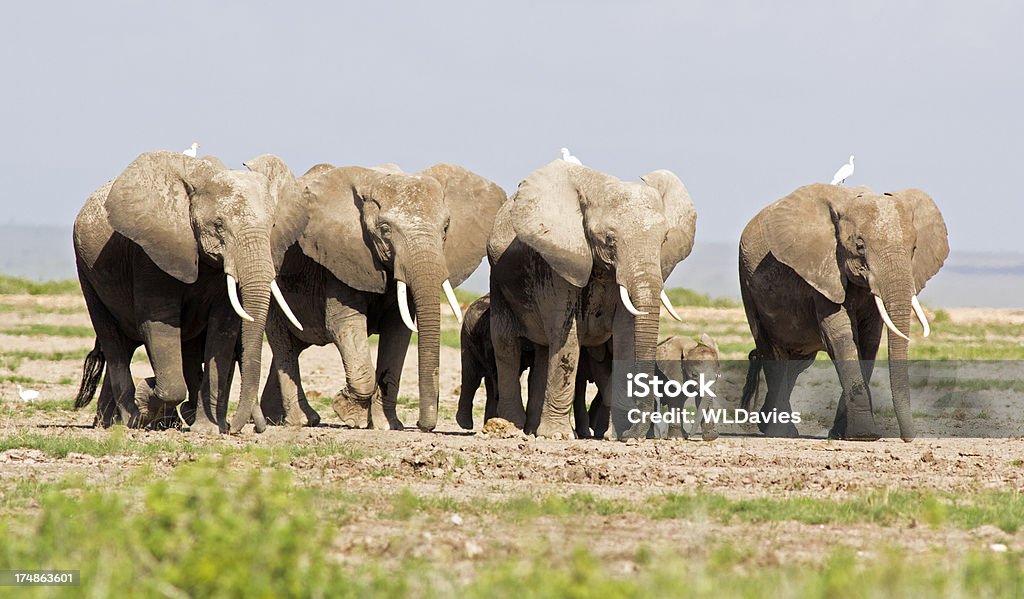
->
<box><xmin>228</xmin><ymin>232</ymin><xmax>274</xmax><ymax>434</ymax></box>
<box><xmin>877</xmin><ymin>256</ymin><xmax>916</xmax><ymax>441</ymax></box>
<box><xmin>628</xmin><ymin>274</ymin><xmax>663</xmax><ymax>364</ymax></box>
<box><xmin>406</xmin><ymin>252</ymin><xmax>445</xmax><ymax>432</ymax></box>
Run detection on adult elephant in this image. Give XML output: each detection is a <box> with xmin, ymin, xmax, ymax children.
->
<box><xmin>250</xmin><ymin>160</ymin><xmax>507</xmax><ymax>431</ymax></box>
<box><xmin>738</xmin><ymin>184</ymin><xmax>948</xmax><ymax>441</ymax></box>
<box><xmin>488</xmin><ymin>161</ymin><xmax>696</xmax><ymax>439</ymax></box>
<box><xmin>73</xmin><ymin>151</ymin><xmax>304</xmax><ymax>433</ymax></box>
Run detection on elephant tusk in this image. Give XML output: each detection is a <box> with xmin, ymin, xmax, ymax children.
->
<box><xmin>619</xmin><ymin>285</ymin><xmax>648</xmax><ymax>316</ymax></box>
<box><xmin>874</xmin><ymin>295</ymin><xmax>910</xmax><ymax>342</ymax></box>
<box><xmin>442</xmin><ymin>279</ymin><xmax>463</xmax><ymax>325</ymax></box>
<box><xmin>660</xmin><ymin>289</ymin><xmax>683</xmax><ymax>321</ymax></box>
<box><xmin>226</xmin><ymin>274</ymin><xmax>255</xmax><ymax>322</ymax></box>
<box><xmin>911</xmin><ymin>295</ymin><xmax>930</xmax><ymax>337</ymax></box>
<box><xmin>397</xmin><ymin>280</ymin><xmax>417</xmax><ymax>333</ymax></box>
<box><xmin>271</xmin><ymin>280</ymin><xmax>303</xmax><ymax>332</ymax></box>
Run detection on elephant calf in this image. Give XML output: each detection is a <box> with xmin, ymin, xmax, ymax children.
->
<box><xmin>580</xmin><ymin>334</ymin><xmax>721</xmax><ymax>440</ymax></box>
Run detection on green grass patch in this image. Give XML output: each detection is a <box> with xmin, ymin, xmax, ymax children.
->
<box><xmin>452</xmin><ymin>287</ymin><xmax>482</xmax><ymax>306</ymax></box>
<box><xmin>0</xmin><ymin>323</ymin><xmax>95</xmax><ymax>337</ymax></box>
<box><xmin>0</xmin><ymin>275</ymin><xmax>81</xmax><ymax>296</ymax></box>
<box><xmin>664</xmin><ymin>287</ymin><xmax>740</xmax><ymax>308</ymax></box>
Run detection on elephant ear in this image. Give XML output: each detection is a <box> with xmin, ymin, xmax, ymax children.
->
<box><xmin>640</xmin><ymin>170</ymin><xmax>697</xmax><ymax>280</ymax></box>
<box><xmin>106</xmin><ymin>151</ymin><xmax>217</xmax><ymax>284</ymax></box>
<box><xmin>421</xmin><ymin>164</ymin><xmax>508</xmax><ymax>287</ymax></box>
<box><xmin>886</xmin><ymin>189</ymin><xmax>949</xmax><ymax>292</ymax></box>
<box><xmin>299</xmin><ymin>166</ymin><xmax>387</xmax><ymax>293</ymax></box>
<box><xmin>762</xmin><ymin>184</ymin><xmax>846</xmax><ymax>304</ymax></box>
<box><xmin>509</xmin><ymin>161</ymin><xmax>591</xmax><ymax>287</ymax></box>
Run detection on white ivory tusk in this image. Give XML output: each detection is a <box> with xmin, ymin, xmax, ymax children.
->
<box><xmin>874</xmin><ymin>295</ymin><xmax>910</xmax><ymax>342</ymax></box>
<box><xmin>619</xmin><ymin>285</ymin><xmax>648</xmax><ymax>316</ymax></box>
<box><xmin>911</xmin><ymin>295</ymin><xmax>930</xmax><ymax>337</ymax></box>
<box><xmin>271</xmin><ymin>280</ymin><xmax>303</xmax><ymax>331</ymax></box>
<box><xmin>442</xmin><ymin>279</ymin><xmax>463</xmax><ymax>325</ymax></box>
<box><xmin>397</xmin><ymin>280</ymin><xmax>417</xmax><ymax>333</ymax></box>
<box><xmin>660</xmin><ymin>289</ymin><xmax>683</xmax><ymax>321</ymax></box>
<box><xmin>226</xmin><ymin>274</ymin><xmax>255</xmax><ymax>322</ymax></box>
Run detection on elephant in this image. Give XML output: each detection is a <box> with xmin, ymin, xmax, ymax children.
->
<box><xmin>738</xmin><ymin>183</ymin><xmax>948</xmax><ymax>441</ymax></box>
<box><xmin>578</xmin><ymin>334</ymin><xmax>721</xmax><ymax>440</ymax></box>
<box><xmin>72</xmin><ymin>151</ymin><xmax>304</xmax><ymax>433</ymax></box>
<box><xmin>246</xmin><ymin>160</ymin><xmax>508</xmax><ymax>431</ymax></box>
<box><xmin>454</xmin><ymin>294</ymin><xmax>536</xmax><ymax>431</ymax></box>
<box><xmin>487</xmin><ymin>160</ymin><xmax>697</xmax><ymax>439</ymax></box>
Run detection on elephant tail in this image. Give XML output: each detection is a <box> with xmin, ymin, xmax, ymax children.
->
<box><xmin>740</xmin><ymin>349</ymin><xmax>761</xmax><ymax>411</ymax></box>
<box><xmin>74</xmin><ymin>340</ymin><xmax>105</xmax><ymax>409</ymax></box>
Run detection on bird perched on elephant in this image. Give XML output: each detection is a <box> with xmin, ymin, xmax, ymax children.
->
<box><xmin>488</xmin><ymin>160</ymin><xmax>697</xmax><ymax>439</ymax></box>
<box><xmin>73</xmin><ymin>151</ymin><xmax>305</xmax><ymax>433</ymax></box>
<box><xmin>738</xmin><ymin>184</ymin><xmax>948</xmax><ymax>441</ymax></box>
<box><xmin>246</xmin><ymin>159</ymin><xmax>507</xmax><ymax>431</ymax></box>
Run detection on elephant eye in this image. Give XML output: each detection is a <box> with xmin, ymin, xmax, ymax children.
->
<box><xmin>855</xmin><ymin>237</ymin><xmax>865</xmax><ymax>254</ymax></box>
<box><xmin>379</xmin><ymin>223</ymin><xmax>392</xmax><ymax>239</ymax></box>
<box><xmin>213</xmin><ymin>218</ymin><xmax>225</xmax><ymax>232</ymax></box>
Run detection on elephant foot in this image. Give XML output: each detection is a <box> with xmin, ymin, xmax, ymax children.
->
<box><xmin>369</xmin><ymin>388</ymin><xmax>390</xmax><ymax>431</ymax></box>
<box><xmin>575</xmin><ymin>426</ymin><xmax>592</xmax><ymax>439</ymax></box>
<box><xmin>333</xmin><ymin>388</ymin><xmax>370</xmax><ymax>428</ymax></box>
<box><xmin>842</xmin><ymin>413</ymin><xmax>880</xmax><ymax>441</ymax></box>
<box><xmin>535</xmin><ymin>417</ymin><xmax>575</xmax><ymax>440</ymax></box>
<box><xmin>189</xmin><ymin>414</ymin><xmax>221</xmax><ymax>435</ymax></box>
<box><xmin>762</xmin><ymin>421</ymin><xmax>800</xmax><ymax>438</ymax></box>
<box><xmin>667</xmin><ymin>424</ymin><xmax>687</xmax><ymax>440</ymax></box>
<box><xmin>701</xmin><ymin>428</ymin><xmax>719</xmax><ymax>442</ymax></box>
<box><xmin>298</xmin><ymin>400</ymin><xmax>322</xmax><ymax>427</ymax></box>
<box><xmin>133</xmin><ymin>378</ymin><xmax>170</xmax><ymax>429</ymax></box>
<box><xmin>619</xmin><ymin>421</ymin><xmax>651</xmax><ymax>441</ymax></box>
<box><xmin>455</xmin><ymin>408</ymin><xmax>474</xmax><ymax>431</ymax></box>
<box><xmin>261</xmin><ymin>402</ymin><xmax>286</xmax><ymax>426</ymax></box>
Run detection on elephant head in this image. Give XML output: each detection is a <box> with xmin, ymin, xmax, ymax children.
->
<box><xmin>263</xmin><ymin>163</ymin><xmax>506</xmax><ymax>431</ymax></box>
<box><xmin>762</xmin><ymin>183</ymin><xmax>948</xmax><ymax>439</ymax></box>
<box><xmin>105</xmin><ymin>151</ymin><xmax>303</xmax><ymax>432</ymax></box>
<box><xmin>502</xmin><ymin>161</ymin><xmax>697</xmax><ymax>364</ymax></box>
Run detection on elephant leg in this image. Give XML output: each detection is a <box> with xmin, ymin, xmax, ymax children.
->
<box><xmin>324</xmin><ymin>293</ymin><xmax>378</xmax><ymax>429</ymax></box>
<box><xmin>483</xmin><ymin>374</ymin><xmax>498</xmax><ymax>423</ymax></box>
<box><xmin>694</xmin><ymin>394</ymin><xmax>718</xmax><ymax>441</ymax></box>
<box><xmin>490</xmin><ymin>293</ymin><xmax>526</xmax><ymax>428</ymax></box>
<box><xmin>572</xmin><ymin>365</ymin><xmax>591</xmax><ymax>439</ymax></box>
<box><xmin>535</xmin><ymin>290</ymin><xmax>581</xmax><ymax>439</ymax></box>
<box><xmin>78</xmin><ymin>276</ymin><xmax>138</xmax><ymax>427</ymax></box>
<box><xmin>456</xmin><ymin>353</ymin><xmax>483</xmax><ymax>430</ymax></box>
<box><xmin>759</xmin><ymin>357</ymin><xmax>807</xmax><ymax>438</ymax></box>
<box><xmin>177</xmin><ymin>334</ymin><xmax>204</xmax><ymax>429</ymax></box>
<box><xmin>586</xmin><ymin>349</ymin><xmax>613</xmax><ymax>440</ymax></box>
<box><xmin>525</xmin><ymin>346</ymin><xmax>548</xmax><ymax>435</ymax></box>
<box><xmin>588</xmin><ymin>392</ymin><xmax>609</xmax><ymax>440</ymax></box>
<box><xmin>373</xmin><ymin>308</ymin><xmax>412</xmax><ymax>431</ymax></box>
<box><xmin>262</xmin><ymin>310</ymin><xmax>315</xmax><ymax>427</ymax></box>
<box><xmin>134</xmin><ymin>269</ymin><xmax>187</xmax><ymax>427</ymax></box>
<box><xmin>820</xmin><ymin>306</ymin><xmax>878</xmax><ymax>440</ymax></box>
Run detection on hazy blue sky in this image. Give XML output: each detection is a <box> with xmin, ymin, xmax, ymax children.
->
<box><xmin>1</xmin><ymin>1</ymin><xmax>1021</xmax><ymax>253</ymax></box>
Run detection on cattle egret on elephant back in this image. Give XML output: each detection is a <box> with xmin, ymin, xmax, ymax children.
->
<box><xmin>831</xmin><ymin>155</ymin><xmax>855</xmax><ymax>185</ymax></box>
<box><xmin>182</xmin><ymin>142</ymin><xmax>199</xmax><ymax>157</ymax></box>
<box><xmin>560</xmin><ymin>147</ymin><xmax>582</xmax><ymax>165</ymax></box>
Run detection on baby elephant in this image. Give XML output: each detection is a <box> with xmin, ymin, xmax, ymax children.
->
<box><xmin>655</xmin><ymin>334</ymin><xmax>721</xmax><ymax>441</ymax></box>
<box><xmin>456</xmin><ymin>295</ymin><xmax>534</xmax><ymax>430</ymax></box>
<box><xmin>577</xmin><ymin>333</ymin><xmax>721</xmax><ymax>440</ymax></box>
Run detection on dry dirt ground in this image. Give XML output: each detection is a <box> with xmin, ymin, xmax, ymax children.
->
<box><xmin>1</xmin><ymin>293</ymin><xmax>1023</xmax><ymax>581</ymax></box>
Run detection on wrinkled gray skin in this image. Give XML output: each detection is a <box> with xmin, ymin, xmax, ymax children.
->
<box><xmin>738</xmin><ymin>184</ymin><xmax>948</xmax><ymax>441</ymax></box>
<box><xmin>488</xmin><ymin>161</ymin><xmax>697</xmax><ymax>439</ymax></box>
<box><xmin>73</xmin><ymin>151</ymin><xmax>296</xmax><ymax>433</ymax></box>
<box><xmin>454</xmin><ymin>295</ymin><xmax>536</xmax><ymax>430</ymax></box>
<box><xmin>578</xmin><ymin>334</ymin><xmax>720</xmax><ymax>440</ymax></box>
<box><xmin>251</xmin><ymin>160</ymin><xmax>507</xmax><ymax>431</ymax></box>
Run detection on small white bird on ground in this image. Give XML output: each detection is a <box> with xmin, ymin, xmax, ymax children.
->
<box><xmin>831</xmin><ymin>155</ymin><xmax>855</xmax><ymax>185</ymax></box>
<box><xmin>182</xmin><ymin>142</ymin><xmax>199</xmax><ymax>157</ymax></box>
<box><xmin>560</xmin><ymin>147</ymin><xmax>582</xmax><ymax>165</ymax></box>
<box><xmin>17</xmin><ymin>384</ymin><xmax>39</xmax><ymax>402</ymax></box>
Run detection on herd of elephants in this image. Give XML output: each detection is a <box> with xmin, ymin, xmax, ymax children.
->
<box><xmin>70</xmin><ymin>151</ymin><xmax>949</xmax><ymax>443</ymax></box>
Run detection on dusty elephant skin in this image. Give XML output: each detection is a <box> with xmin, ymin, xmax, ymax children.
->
<box><xmin>72</xmin><ymin>151</ymin><xmax>301</xmax><ymax>434</ymax></box>
<box><xmin>738</xmin><ymin>184</ymin><xmax>948</xmax><ymax>441</ymax></box>
<box><xmin>248</xmin><ymin>160</ymin><xmax>507</xmax><ymax>432</ymax></box>
<box><xmin>487</xmin><ymin>161</ymin><xmax>697</xmax><ymax>439</ymax></box>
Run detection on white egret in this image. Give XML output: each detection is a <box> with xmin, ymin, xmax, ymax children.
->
<box><xmin>17</xmin><ymin>384</ymin><xmax>39</xmax><ymax>402</ymax></box>
<box><xmin>831</xmin><ymin>155</ymin><xmax>855</xmax><ymax>185</ymax></box>
<box><xmin>560</xmin><ymin>147</ymin><xmax>582</xmax><ymax>166</ymax></box>
<box><xmin>183</xmin><ymin>142</ymin><xmax>199</xmax><ymax>157</ymax></box>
